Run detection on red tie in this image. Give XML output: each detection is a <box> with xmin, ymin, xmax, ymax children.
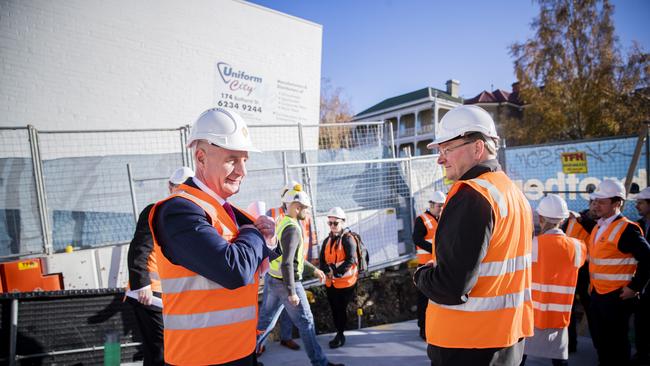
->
<box><xmin>222</xmin><ymin>202</ymin><xmax>237</xmax><ymax>225</ymax></box>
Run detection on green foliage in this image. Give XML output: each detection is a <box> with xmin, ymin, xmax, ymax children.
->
<box><xmin>509</xmin><ymin>0</ymin><xmax>649</xmax><ymax>145</ymax></box>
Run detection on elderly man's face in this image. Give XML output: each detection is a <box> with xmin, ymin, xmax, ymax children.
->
<box><xmin>436</xmin><ymin>138</ymin><xmax>478</xmax><ymax>182</ymax></box>
<box><xmin>196</xmin><ymin>143</ymin><xmax>248</xmax><ymax>199</ymax></box>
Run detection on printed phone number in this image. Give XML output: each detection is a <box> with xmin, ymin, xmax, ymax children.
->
<box><xmin>217</xmin><ymin>100</ymin><xmax>262</xmax><ymax>113</ymax></box>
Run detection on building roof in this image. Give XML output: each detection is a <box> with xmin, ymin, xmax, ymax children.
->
<box><xmin>355</xmin><ymin>87</ymin><xmax>463</xmax><ymax>118</ymax></box>
<box><xmin>464</xmin><ymin>88</ymin><xmax>523</xmax><ymax>106</ymax></box>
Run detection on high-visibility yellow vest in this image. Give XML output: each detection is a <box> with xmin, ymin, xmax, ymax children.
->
<box><xmin>269</xmin><ymin>216</ymin><xmax>305</xmax><ymax>280</ymax></box>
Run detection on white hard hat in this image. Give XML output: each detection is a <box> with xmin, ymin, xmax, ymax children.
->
<box><xmin>590</xmin><ymin>179</ymin><xmax>626</xmax><ymax>200</ymax></box>
<box><xmin>282</xmin><ymin>183</ymin><xmax>311</xmax><ymax>207</ymax></box>
<box><xmin>187</xmin><ymin>108</ymin><xmax>260</xmax><ymax>152</ymax></box>
<box><xmin>536</xmin><ymin>194</ymin><xmax>569</xmax><ymax>219</ymax></box>
<box><xmin>281</xmin><ymin>180</ymin><xmax>301</xmax><ymax>198</ymax></box>
<box><xmin>636</xmin><ymin>187</ymin><xmax>650</xmax><ymax>200</ymax></box>
<box><xmin>427</xmin><ymin>105</ymin><xmax>499</xmax><ymax>148</ymax></box>
<box><xmin>429</xmin><ymin>191</ymin><xmax>446</xmax><ymax>204</ymax></box>
<box><xmin>168</xmin><ymin>166</ymin><xmax>194</xmax><ymax>185</ymax></box>
<box><xmin>327</xmin><ymin>206</ymin><xmax>346</xmax><ymax>221</ymax></box>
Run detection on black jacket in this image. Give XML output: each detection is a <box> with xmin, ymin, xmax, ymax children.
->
<box><xmin>127</xmin><ymin>204</ymin><xmax>157</xmax><ymax>291</ymax></box>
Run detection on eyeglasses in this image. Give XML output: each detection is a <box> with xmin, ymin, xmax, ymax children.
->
<box><xmin>327</xmin><ymin>221</ymin><xmax>340</xmax><ymax>226</ymax></box>
<box><xmin>437</xmin><ymin>140</ymin><xmax>475</xmax><ymax>157</ymax></box>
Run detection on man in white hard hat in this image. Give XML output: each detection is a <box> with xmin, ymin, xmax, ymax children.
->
<box><xmin>126</xmin><ymin>166</ymin><xmax>194</xmax><ymax>366</ymax></box>
<box><xmin>413</xmin><ymin>105</ymin><xmax>534</xmax><ymax>365</ymax></box>
<box><xmin>412</xmin><ymin>191</ymin><xmax>445</xmax><ymax>340</ymax></box>
<box><xmin>319</xmin><ymin>207</ymin><xmax>359</xmax><ymax>349</ymax></box>
<box><xmin>257</xmin><ymin>185</ymin><xmax>344</xmax><ymax>366</ymax></box>
<box><xmin>257</xmin><ymin>180</ymin><xmax>319</xmax><ymax>355</ymax></box>
<box><xmin>521</xmin><ymin>194</ymin><xmax>586</xmax><ymax>366</ymax></box>
<box><xmin>149</xmin><ymin>108</ymin><xmax>277</xmax><ymax>366</ymax></box>
<box><xmin>633</xmin><ymin>187</ymin><xmax>650</xmax><ymax>364</ymax></box>
<box><xmin>587</xmin><ymin>179</ymin><xmax>650</xmax><ymax>365</ymax></box>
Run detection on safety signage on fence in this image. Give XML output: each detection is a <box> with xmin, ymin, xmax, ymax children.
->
<box><xmin>561</xmin><ymin>151</ymin><xmax>588</xmax><ymax>174</ymax></box>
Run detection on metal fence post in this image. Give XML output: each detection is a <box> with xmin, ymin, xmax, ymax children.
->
<box><xmin>9</xmin><ymin>299</ymin><xmax>18</xmax><ymax>366</ymax></box>
<box><xmin>182</xmin><ymin>125</ymin><xmax>194</xmax><ymax>171</ymax></box>
<box><xmin>282</xmin><ymin>151</ymin><xmax>289</xmax><ymax>185</ymax></box>
<box><xmin>406</xmin><ymin>149</ymin><xmax>415</xmax><ymax>230</ymax></box>
<box><xmin>388</xmin><ymin>122</ymin><xmax>396</xmax><ymax>159</ymax></box>
<box><xmin>126</xmin><ymin>163</ymin><xmax>139</xmax><ymax>225</ymax></box>
<box><xmin>28</xmin><ymin>125</ymin><xmax>53</xmax><ymax>255</ymax></box>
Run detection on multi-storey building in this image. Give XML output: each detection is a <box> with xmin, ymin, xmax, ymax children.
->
<box><xmin>352</xmin><ymin>80</ymin><xmax>463</xmax><ymax>156</ymax></box>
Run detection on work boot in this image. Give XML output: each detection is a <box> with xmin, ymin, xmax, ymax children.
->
<box><xmin>280</xmin><ymin>339</ymin><xmax>300</xmax><ymax>350</ymax></box>
<box><xmin>329</xmin><ymin>332</ymin><xmax>345</xmax><ymax>348</ymax></box>
<box><xmin>327</xmin><ymin>363</ymin><xmax>344</xmax><ymax>366</ymax></box>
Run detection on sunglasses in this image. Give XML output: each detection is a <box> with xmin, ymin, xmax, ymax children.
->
<box><xmin>327</xmin><ymin>221</ymin><xmax>340</xmax><ymax>226</ymax></box>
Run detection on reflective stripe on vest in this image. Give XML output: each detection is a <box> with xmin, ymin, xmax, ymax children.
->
<box><xmin>588</xmin><ymin>217</ymin><xmax>639</xmax><ymax>294</ymax></box>
<box><xmin>164</xmin><ymin>305</ymin><xmax>257</xmax><ymax>330</ymax></box>
<box><xmin>430</xmin><ymin>289</ymin><xmax>531</xmax><ymax>312</ymax></box>
<box><xmin>161</xmin><ymin>275</ymin><xmax>224</xmax><ymax>294</ymax></box>
<box><xmin>532</xmin><ymin>301</ymin><xmax>573</xmax><ymax>312</ymax></box>
<box><xmin>426</xmin><ymin>171</ymin><xmax>533</xmax><ymax>348</ymax></box>
<box><xmin>531</xmin><ymin>282</ymin><xmax>575</xmax><ymax>294</ymax></box>
<box><xmin>269</xmin><ymin>216</ymin><xmax>304</xmax><ymax>279</ymax></box>
<box><xmin>149</xmin><ymin>184</ymin><xmax>260</xmax><ymax>365</ymax></box>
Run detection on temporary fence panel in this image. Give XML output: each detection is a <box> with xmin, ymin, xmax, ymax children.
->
<box><xmin>505</xmin><ymin>135</ymin><xmax>646</xmax><ymax>219</ymax></box>
<box><xmin>0</xmin><ymin>128</ymin><xmax>44</xmax><ymax>257</ymax></box>
<box><xmin>38</xmin><ymin>129</ymin><xmax>185</xmax><ymax>253</ymax></box>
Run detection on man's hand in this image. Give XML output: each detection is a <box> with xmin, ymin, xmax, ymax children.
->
<box><xmin>413</xmin><ymin>263</ymin><xmax>433</xmax><ymax>287</ymax></box>
<box><xmin>137</xmin><ymin>287</ymin><xmax>153</xmax><ymax>306</ymax></box>
<box><xmin>254</xmin><ymin>215</ymin><xmax>276</xmax><ymax>245</ymax></box>
<box><xmin>288</xmin><ymin>294</ymin><xmax>300</xmax><ymax>306</ymax></box>
<box><xmin>314</xmin><ymin>269</ymin><xmax>327</xmax><ymax>284</ymax></box>
<box><xmin>620</xmin><ymin>286</ymin><xmax>639</xmax><ymax>300</ymax></box>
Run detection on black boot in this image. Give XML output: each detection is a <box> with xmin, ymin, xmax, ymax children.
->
<box><xmin>329</xmin><ymin>332</ymin><xmax>345</xmax><ymax>348</ymax></box>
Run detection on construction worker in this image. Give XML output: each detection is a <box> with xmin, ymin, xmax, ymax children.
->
<box><xmin>257</xmin><ymin>185</ymin><xmax>344</xmax><ymax>366</ymax></box>
<box><xmin>259</xmin><ymin>181</ymin><xmax>319</xmax><ymax>354</ymax></box>
<box><xmin>561</xmin><ymin>199</ymin><xmax>598</xmax><ymax>353</ymax></box>
<box><xmin>319</xmin><ymin>207</ymin><xmax>358</xmax><ymax>349</ymax></box>
<box><xmin>633</xmin><ymin>187</ymin><xmax>650</xmax><ymax>365</ymax></box>
<box><xmin>414</xmin><ymin>105</ymin><xmax>534</xmax><ymax>365</ymax></box>
<box><xmin>587</xmin><ymin>179</ymin><xmax>650</xmax><ymax>365</ymax></box>
<box><xmin>149</xmin><ymin>108</ymin><xmax>277</xmax><ymax>366</ymax></box>
<box><xmin>126</xmin><ymin>166</ymin><xmax>194</xmax><ymax>366</ymax></box>
<box><xmin>521</xmin><ymin>194</ymin><xmax>586</xmax><ymax>366</ymax></box>
<box><xmin>412</xmin><ymin>191</ymin><xmax>445</xmax><ymax>340</ymax></box>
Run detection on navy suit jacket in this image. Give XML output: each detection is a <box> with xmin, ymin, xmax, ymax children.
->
<box><xmin>152</xmin><ymin>179</ymin><xmax>274</xmax><ymax>289</ymax></box>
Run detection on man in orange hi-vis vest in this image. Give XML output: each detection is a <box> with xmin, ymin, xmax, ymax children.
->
<box><xmin>126</xmin><ymin>166</ymin><xmax>194</xmax><ymax>366</ymax></box>
<box><xmin>587</xmin><ymin>179</ymin><xmax>650</xmax><ymax>366</ymax></box>
<box><xmin>412</xmin><ymin>191</ymin><xmax>445</xmax><ymax>340</ymax></box>
<box><xmin>149</xmin><ymin>108</ymin><xmax>277</xmax><ymax>366</ymax></box>
<box><xmin>521</xmin><ymin>194</ymin><xmax>586</xmax><ymax>366</ymax></box>
<box><xmin>414</xmin><ymin>105</ymin><xmax>534</xmax><ymax>366</ymax></box>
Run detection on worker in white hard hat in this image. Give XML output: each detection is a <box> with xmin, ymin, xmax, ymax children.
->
<box><xmin>561</xmin><ymin>197</ymin><xmax>598</xmax><ymax>354</ymax></box>
<box><xmin>633</xmin><ymin>187</ymin><xmax>650</xmax><ymax>364</ymax></box>
<box><xmin>587</xmin><ymin>179</ymin><xmax>650</xmax><ymax>365</ymax></box>
<box><xmin>149</xmin><ymin>108</ymin><xmax>277</xmax><ymax>366</ymax></box>
<box><xmin>126</xmin><ymin>166</ymin><xmax>194</xmax><ymax>366</ymax></box>
<box><xmin>257</xmin><ymin>185</ymin><xmax>344</xmax><ymax>366</ymax></box>
<box><xmin>413</xmin><ymin>105</ymin><xmax>534</xmax><ymax>365</ymax></box>
<box><xmin>411</xmin><ymin>191</ymin><xmax>446</xmax><ymax>340</ymax></box>
<box><xmin>521</xmin><ymin>194</ymin><xmax>586</xmax><ymax>366</ymax></box>
<box><xmin>256</xmin><ymin>180</ymin><xmax>318</xmax><ymax>355</ymax></box>
<box><xmin>319</xmin><ymin>206</ymin><xmax>359</xmax><ymax>349</ymax></box>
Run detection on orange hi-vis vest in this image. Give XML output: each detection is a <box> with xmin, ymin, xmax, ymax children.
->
<box><xmin>270</xmin><ymin>207</ymin><xmax>315</xmax><ymax>260</ymax></box>
<box><xmin>531</xmin><ymin>230</ymin><xmax>586</xmax><ymax>329</ymax></box>
<box><xmin>588</xmin><ymin>216</ymin><xmax>639</xmax><ymax>295</ymax></box>
<box><xmin>565</xmin><ymin>216</ymin><xmax>591</xmax><ymax>243</ymax></box>
<box><xmin>149</xmin><ymin>184</ymin><xmax>260</xmax><ymax>365</ymax></box>
<box><xmin>426</xmin><ymin>171</ymin><xmax>534</xmax><ymax>348</ymax></box>
<box><xmin>417</xmin><ymin>212</ymin><xmax>438</xmax><ymax>264</ymax></box>
<box><xmin>323</xmin><ymin>234</ymin><xmax>358</xmax><ymax>289</ymax></box>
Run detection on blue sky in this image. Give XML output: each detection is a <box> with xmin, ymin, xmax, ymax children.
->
<box><xmin>248</xmin><ymin>0</ymin><xmax>649</xmax><ymax>115</ymax></box>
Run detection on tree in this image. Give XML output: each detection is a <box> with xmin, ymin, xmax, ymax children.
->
<box><xmin>508</xmin><ymin>0</ymin><xmax>649</xmax><ymax>145</ymax></box>
<box><xmin>319</xmin><ymin>78</ymin><xmax>355</xmax><ymax>149</ymax></box>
